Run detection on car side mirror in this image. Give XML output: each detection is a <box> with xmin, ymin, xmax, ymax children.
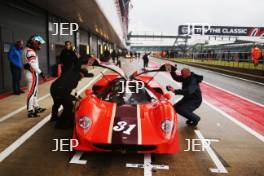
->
<box><xmin>164</xmin><ymin>93</ymin><xmax>171</xmax><ymax>100</ymax></box>
<box><xmin>85</xmin><ymin>88</ymin><xmax>93</xmax><ymax>96</ymax></box>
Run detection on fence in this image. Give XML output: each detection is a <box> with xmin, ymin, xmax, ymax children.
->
<box><xmin>174</xmin><ymin>51</ymin><xmax>264</xmax><ymax>71</ymax></box>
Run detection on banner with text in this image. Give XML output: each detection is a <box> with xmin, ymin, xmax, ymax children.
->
<box><xmin>178</xmin><ymin>25</ymin><xmax>264</xmax><ymax>37</ymax></box>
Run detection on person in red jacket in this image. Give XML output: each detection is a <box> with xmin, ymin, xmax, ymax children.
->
<box><xmin>251</xmin><ymin>44</ymin><xmax>262</xmax><ymax>67</ymax></box>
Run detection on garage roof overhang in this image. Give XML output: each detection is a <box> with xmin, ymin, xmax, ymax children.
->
<box><xmin>26</xmin><ymin>0</ymin><xmax>126</xmax><ymax>48</ymax></box>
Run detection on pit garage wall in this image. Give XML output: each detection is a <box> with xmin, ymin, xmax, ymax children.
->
<box><xmin>48</xmin><ymin>18</ymin><xmax>99</xmax><ymax>76</ymax></box>
<box><xmin>0</xmin><ymin>1</ymin><xmax>114</xmax><ymax>93</ymax></box>
<box><xmin>95</xmin><ymin>0</ymin><xmax>125</xmax><ymax>46</ymax></box>
<box><xmin>90</xmin><ymin>35</ymin><xmax>98</xmax><ymax>57</ymax></box>
<box><xmin>0</xmin><ymin>1</ymin><xmax>48</xmax><ymax>93</ymax></box>
<box><xmin>48</xmin><ymin>16</ymin><xmax>76</xmax><ymax>76</ymax></box>
<box><xmin>78</xmin><ymin>29</ymin><xmax>90</xmax><ymax>57</ymax></box>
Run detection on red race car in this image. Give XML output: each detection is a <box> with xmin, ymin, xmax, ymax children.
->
<box><xmin>73</xmin><ymin>61</ymin><xmax>179</xmax><ymax>154</ymax></box>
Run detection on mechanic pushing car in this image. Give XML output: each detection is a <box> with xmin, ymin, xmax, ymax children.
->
<box><xmin>23</xmin><ymin>35</ymin><xmax>47</xmax><ymax>118</ymax></box>
<box><xmin>167</xmin><ymin>65</ymin><xmax>203</xmax><ymax>126</ymax></box>
<box><xmin>50</xmin><ymin>54</ymin><xmax>94</xmax><ymax>129</ymax></box>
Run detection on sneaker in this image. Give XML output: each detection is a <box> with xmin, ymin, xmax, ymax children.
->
<box><xmin>190</xmin><ymin>117</ymin><xmax>200</xmax><ymax>127</ymax></box>
<box><xmin>28</xmin><ymin>110</ymin><xmax>40</xmax><ymax>118</ymax></box>
<box><xmin>186</xmin><ymin>119</ymin><xmax>193</xmax><ymax>125</ymax></box>
<box><xmin>50</xmin><ymin>116</ymin><xmax>58</xmax><ymax>122</ymax></box>
<box><xmin>35</xmin><ymin>107</ymin><xmax>46</xmax><ymax>113</ymax></box>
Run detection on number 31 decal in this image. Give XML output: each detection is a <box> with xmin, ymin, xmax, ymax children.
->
<box><xmin>113</xmin><ymin>121</ymin><xmax>136</xmax><ymax>135</ymax></box>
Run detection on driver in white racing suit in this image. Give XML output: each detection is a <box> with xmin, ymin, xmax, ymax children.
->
<box><xmin>23</xmin><ymin>35</ymin><xmax>47</xmax><ymax>118</ymax></box>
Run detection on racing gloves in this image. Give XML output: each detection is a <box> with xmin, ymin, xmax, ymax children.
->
<box><xmin>170</xmin><ymin>64</ymin><xmax>177</xmax><ymax>72</ymax></box>
<box><xmin>166</xmin><ymin>85</ymin><xmax>183</xmax><ymax>95</ymax></box>
<box><xmin>80</xmin><ymin>68</ymin><xmax>94</xmax><ymax>77</ymax></box>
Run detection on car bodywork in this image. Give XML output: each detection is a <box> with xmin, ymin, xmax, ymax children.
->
<box><xmin>73</xmin><ymin>62</ymin><xmax>179</xmax><ymax>154</ymax></box>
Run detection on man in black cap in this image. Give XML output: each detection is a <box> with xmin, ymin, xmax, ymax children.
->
<box><xmin>50</xmin><ymin>54</ymin><xmax>94</xmax><ymax>129</ymax></box>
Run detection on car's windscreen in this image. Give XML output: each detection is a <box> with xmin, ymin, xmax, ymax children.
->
<box><xmin>97</xmin><ymin>78</ymin><xmax>157</xmax><ymax>105</ymax></box>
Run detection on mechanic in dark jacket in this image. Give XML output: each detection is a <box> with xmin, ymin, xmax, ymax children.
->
<box><xmin>167</xmin><ymin>67</ymin><xmax>203</xmax><ymax>126</ymax></box>
<box><xmin>60</xmin><ymin>41</ymin><xmax>78</xmax><ymax>74</ymax></box>
<box><xmin>50</xmin><ymin>55</ymin><xmax>94</xmax><ymax>129</ymax></box>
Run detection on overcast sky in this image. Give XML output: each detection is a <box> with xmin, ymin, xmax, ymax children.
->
<box><xmin>129</xmin><ymin>0</ymin><xmax>264</xmax><ymax>34</ymax></box>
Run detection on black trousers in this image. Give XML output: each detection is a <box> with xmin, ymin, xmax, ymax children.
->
<box><xmin>50</xmin><ymin>88</ymin><xmax>74</xmax><ymax>123</ymax></box>
<box><xmin>112</xmin><ymin>57</ymin><xmax>116</xmax><ymax>64</ymax></box>
<box><xmin>143</xmin><ymin>60</ymin><xmax>149</xmax><ymax>68</ymax></box>
<box><xmin>174</xmin><ymin>98</ymin><xmax>202</xmax><ymax>121</ymax></box>
<box><xmin>116</xmin><ymin>60</ymin><xmax>121</xmax><ymax>67</ymax></box>
<box><xmin>10</xmin><ymin>64</ymin><xmax>22</xmax><ymax>93</ymax></box>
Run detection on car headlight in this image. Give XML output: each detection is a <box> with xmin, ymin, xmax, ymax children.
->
<box><xmin>79</xmin><ymin>116</ymin><xmax>92</xmax><ymax>129</ymax></box>
<box><xmin>161</xmin><ymin>119</ymin><xmax>174</xmax><ymax>134</ymax></box>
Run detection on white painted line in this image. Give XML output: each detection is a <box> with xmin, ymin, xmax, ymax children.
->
<box><xmin>0</xmin><ymin>114</ymin><xmax>51</xmax><ymax>162</ymax></box>
<box><xmin>69</xmin><ymin>151</ymin><xmax>87</xmax><ymax>165</ymax></box>
<box><xmin>156</xmin><ymin>61</ymin><xmax>264</xmax><ymax>142</ymax></box>
<box><xmin>0</xmin><ymin>69</ymin><xmax>106</xmax><ymax>162</ymax></box>
<box><xmin>203</xmin><ymin>81</ymin><xmax>264</xmax><ymax>107</ymax></box>
<box><xmin>163</xmin><ymin>70</ymin><xmax>264</xmax><ymax>142</ymax></box>
<box><xmin>126</xmin><ymin>154</ymin><xmax>169</xmax><ymax>176</ymax></box>
<box><xmin>195</xmin><ymin>130</ymin><xmax>228</xmax><ymax>174</ymax></box>
<box><xmin>151</xmin><ymin>165</ymin><xmax>170</xmax><ymax>170</ymax></box>
<box><xmin>203</xmin><ymin>100</ymin><xmax>264</xmax><ymax>143</ymax></box>
<box><xmin>200</xmin><ymin>67</ymin><xmax>264</xmax><ymax>86</ymax></box>
<box><xmin>143</xmin><ymin>154</ymin><xmax>152</xmax><ymax>176</ymax></box>
<box><xmin>152</xmin><ymin>57</ymin><xmax>264</xmax><ymax>86</ymax></box>
<box><xmin>0</xmin><ymin>69</ymin><xmax>100</xmax><ymax>123</ymax></box>
<box><xmin>0</xmin><ymin>93</ymin><xmax>50</xmax><ymax>123</ymax></box>
<box><xmin>152</xmin><ymin>58</ymin><xmax>264</xmax><ymax>106</ymax></box>
<box><xmin>126</xmin><ymin>163</ymin><xmax>144</xmax><ymax>168</ymax></box>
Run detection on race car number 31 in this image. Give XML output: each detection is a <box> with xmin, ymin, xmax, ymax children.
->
<box><xmin>113</xmin><ymin>121</ymin><xmax>136</xmax><ymax>135</ymax></box>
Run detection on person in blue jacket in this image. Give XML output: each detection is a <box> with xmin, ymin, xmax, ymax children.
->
<box><xmin>8</xmin><ymin>40</ymin><xmax>24</xmax><ymax>95</ymax></box>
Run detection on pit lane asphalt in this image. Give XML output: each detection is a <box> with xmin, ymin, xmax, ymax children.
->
<box><xmin>150</xmin><ymin>57</ymin><xmax>264</xmax><ymax>105</ymax></box>
<box><xmin>0</xmin><ymin>58</ymin><xmax>263</xmax><ymax>176</ymax></box>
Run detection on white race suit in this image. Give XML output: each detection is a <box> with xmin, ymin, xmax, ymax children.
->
<box><xmin>23</xmin><ymin>47</ymin><xmax>42</xmax><ymax>111</ymax></box>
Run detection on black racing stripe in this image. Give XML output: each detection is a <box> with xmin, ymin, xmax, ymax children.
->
<box><xmin>111</xmin><ymin>105</ymin><xmax>138</xmax><ymax>144</ymax></box>
<box><xmin>27</xmin><ymin>71</ymin><xmax>37</xmax><ymax>110</ymax></box>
